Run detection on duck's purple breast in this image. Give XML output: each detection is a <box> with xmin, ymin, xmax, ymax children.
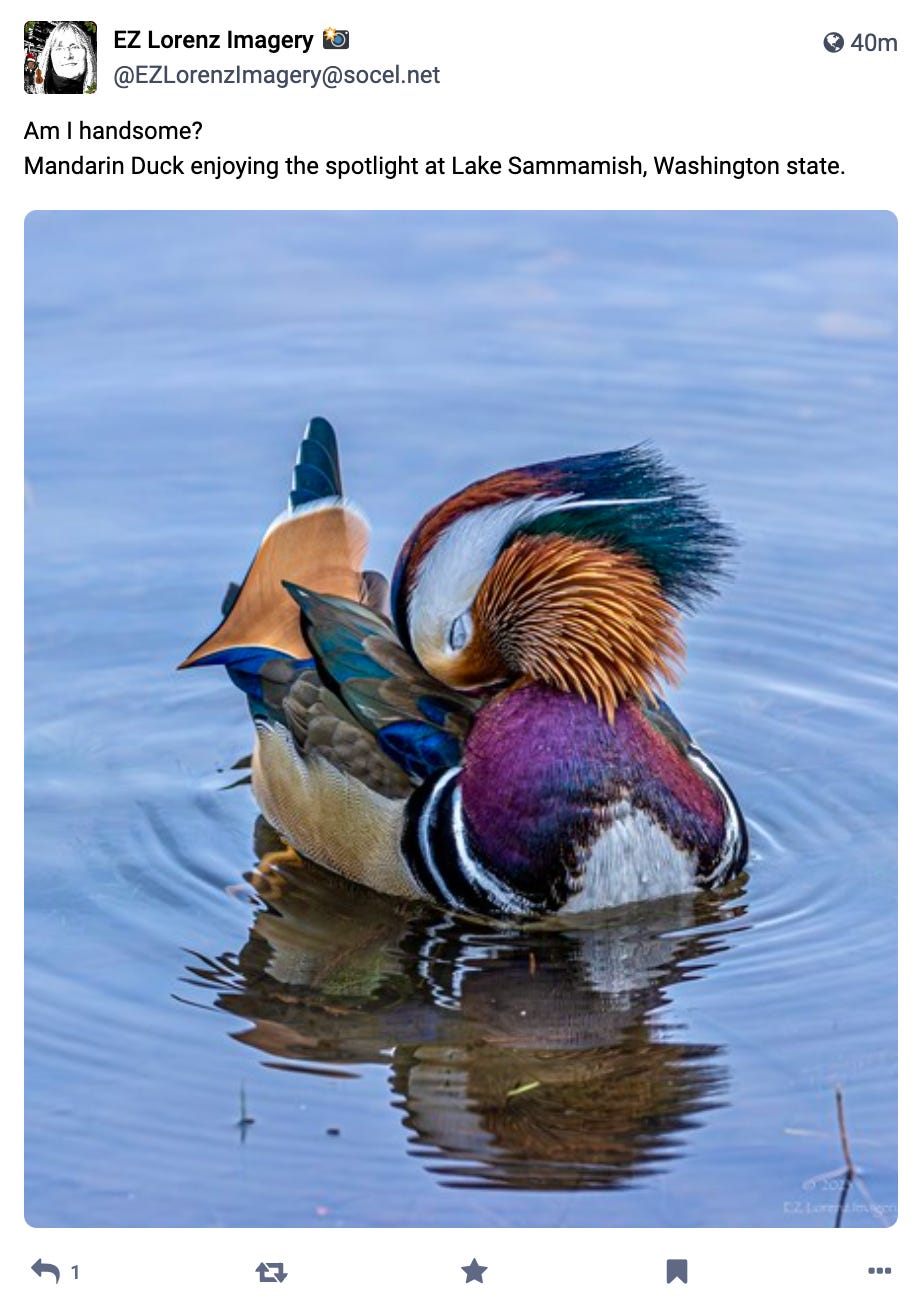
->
<box><xmin>458</xmin><ymin>682</ymin><xmax>730</xmax><ymax>906</ymax></box>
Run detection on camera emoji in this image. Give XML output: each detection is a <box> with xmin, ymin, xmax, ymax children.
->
<box><xmin>323</xmin><ymin>28</ymin><xmax>349</xmax><ymax>49</ymax></box>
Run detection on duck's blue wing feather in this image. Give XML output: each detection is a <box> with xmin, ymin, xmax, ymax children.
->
<box><xmin>283</xmin><ymin>583</ymin><xmax>478</xmax><ymax>781</ymax></box>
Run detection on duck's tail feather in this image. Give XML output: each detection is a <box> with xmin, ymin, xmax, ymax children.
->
<box><xmin>179</xmin><ymin>417</ymin><xmax>369</xmax><ymax>679</ymax></box>
<box><xmin>289</xmin><ymin>415</ymin><xmax>342</xmax><ymax>507</ymax></box>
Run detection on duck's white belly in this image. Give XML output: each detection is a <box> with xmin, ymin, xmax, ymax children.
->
<box><xmin>559</xmin><ymin>802</ymin><xmax>699</xmax><ymax>913</ymax></box>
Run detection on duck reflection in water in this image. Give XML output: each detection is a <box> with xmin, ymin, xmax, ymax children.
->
<box><xmin>184</xmin><ymin>818</ymin><xmax>747</xmax><ymax>1192</ymax></box>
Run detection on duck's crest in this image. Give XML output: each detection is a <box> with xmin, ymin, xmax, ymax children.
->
<box><xmin>391</xmin><ymin>445</ymin><xmax>734</xmax><ymax>651</ymax></box>
<box><xmin>515</xmin><ymin>446</ymin><xmax>735</xmax><ymax>609</ymax></box>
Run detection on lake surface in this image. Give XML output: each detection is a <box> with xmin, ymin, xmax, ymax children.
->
<box><xmin>24</xmin><ymin>211</ymin><xmax>897</xmax><ymax>1228</ymax></box>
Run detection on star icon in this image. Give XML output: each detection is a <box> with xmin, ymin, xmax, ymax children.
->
<box><xmin>462</xmin><ymin>1258</ymin><xmax>487</xmax><ymax>1284</ymax></box>
<box><xmin>324</xmin><ymin>28</ymin><xmax>338</xmax><ymax>43</ymax></box>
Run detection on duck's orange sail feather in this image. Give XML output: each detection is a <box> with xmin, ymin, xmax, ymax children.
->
<box><xmin>179</xmin><ymin>502</ymin><xmax>369</xmax><ymax>667</ymax></box>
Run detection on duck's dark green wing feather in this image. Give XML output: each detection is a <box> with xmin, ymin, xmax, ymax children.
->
<box><xmin>283</xmin><ymin>584</ymin><xmax>480</xmax><ymax>782</ymax></box>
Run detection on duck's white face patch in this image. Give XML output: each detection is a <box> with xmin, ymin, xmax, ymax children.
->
<box><xmin>407</xmin><ymin>497</ymin><xmax>564</xmax><ymax>666</ymax></box>
<box><xmin>405</xmin><ymin>489</ymin><xmax>668</xmax><ymax>667</ymax></box>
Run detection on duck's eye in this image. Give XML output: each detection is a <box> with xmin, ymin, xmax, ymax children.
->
<box><xmin>448</xmin><ymin>611</ymin><xmax>473</xmax><ymax>652</ymax></box>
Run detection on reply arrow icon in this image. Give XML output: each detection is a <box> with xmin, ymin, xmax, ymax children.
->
<box><xmin>31</xmin><ymin>1260</ymin><xmax>60</xmax><ymax>1284</ymax></box>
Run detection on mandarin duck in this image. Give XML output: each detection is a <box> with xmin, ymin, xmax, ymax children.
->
<box><xmin>181</xmin><ymin>417</ymin><xmax>747</xmax><ymax>918</ymax></box>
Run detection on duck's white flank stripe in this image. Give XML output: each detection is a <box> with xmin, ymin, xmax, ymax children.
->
<box><xmin>416</xmin><ymin>766</ymin><xmax>464</xmax><ymax>910</ymax></box>
<box><xmin>448</xmin><ymin>785</ymin><xmax>533</xmax><ymax>915</ymax></box>
<box><xmin>685</xmin><ymin>744</ymin><xmax>743</xmax><ymax>882</ymax></box>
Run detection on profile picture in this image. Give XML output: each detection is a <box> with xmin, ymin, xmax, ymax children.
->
<box><xmin>24</xmin><ymin>19</ymin><xmax>97</xmax><ymax>94</ymax></box>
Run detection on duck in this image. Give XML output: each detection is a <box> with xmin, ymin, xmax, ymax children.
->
<box><xmin>180</xmin><ymin>416</ymin><xmax>747</xmax><ymax>919</ymax></box>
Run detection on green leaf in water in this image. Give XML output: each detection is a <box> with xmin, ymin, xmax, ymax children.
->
<box><xmin>506</xmin><ymin>1080</ymin><xmax>541</xmax><ymax>1099</ymax></box>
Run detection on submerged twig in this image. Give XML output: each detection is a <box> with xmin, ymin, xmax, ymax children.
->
<box><xmin>833</xmin><ymin>1172</ymin><xmax>852</xmax><ymax>1229</ymax></box>
<box><xmin>835</xmin><ymin>1086</ymin><xmax>856</xmax><ymax>1178</ymax></box>
<box><xmin>832</xmin><ymin>1086</ymin><xmax>890</xmax><ymax>1227</ymax></box>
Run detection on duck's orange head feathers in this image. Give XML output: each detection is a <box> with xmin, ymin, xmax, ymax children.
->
<box><xmin>391</xmin><ymin>447</ymin><xmax>733</xmax><ymax>718</ymax></box>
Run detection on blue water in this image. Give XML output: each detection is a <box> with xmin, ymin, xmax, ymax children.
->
<box><xmin>25</xmin><ymin>211</ymin><xmax>896</xmax><ymax>1227</ymax></box>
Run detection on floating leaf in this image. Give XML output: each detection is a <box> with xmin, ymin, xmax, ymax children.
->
<box><xmin>506</xmin><ymin>1080</ymin><xmax>541</xmax><ymax>1098</ymax></box>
